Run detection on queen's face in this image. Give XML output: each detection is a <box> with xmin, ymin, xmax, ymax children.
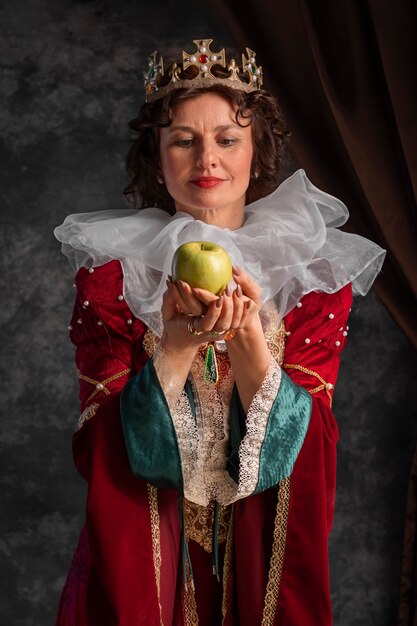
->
<box><xmin>159</xmin><ymin>92</ymin><xmax>253</xmax><ymax>227</ymax></box>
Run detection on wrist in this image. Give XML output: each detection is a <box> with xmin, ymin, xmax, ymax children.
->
<box><xmin>227</xmin><ymin>314</ymin><xmax>269</xmax><ymax>363</ymax></box>
<box><xmin>233</xmin><ymin>313</ymin><xmax>264</xmax><ymax>343</ymax></box>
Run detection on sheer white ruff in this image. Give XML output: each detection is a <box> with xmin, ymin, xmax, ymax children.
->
<box><xmin>55</xmin><ymin>169</ymin><xmax>386</xmax><ymax>336</ymax></box>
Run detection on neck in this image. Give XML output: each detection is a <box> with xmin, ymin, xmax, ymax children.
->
<box><xmin>177</xmin><ymin>205</ymin><xmax>245</xmax><ymax>230</ymax></box>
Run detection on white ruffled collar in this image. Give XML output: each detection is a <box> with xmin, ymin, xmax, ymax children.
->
<box><xmin>55</xmin><ymin>169</ymin><xmax>385</xmax><ymax>335</ymax></box>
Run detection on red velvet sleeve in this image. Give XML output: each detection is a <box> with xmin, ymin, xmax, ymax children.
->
<box><xmin>282</xmin><ymin>282</ymin><xmax>352</xmax><ymax>537</ymax></box>
<box><xmin>68</xmin><ymin>261</ymin><xmax>172</xmax><ymax>623</ymax></box>
<box><xmin>69</xmin><ymin>260</ymin><xmax>148</xmax><ymax>417</ymax></box>
<box><xmin>265</xmin><ymin>285</ymin><xmax>354</xmax><ymax>625</ymax></box>
<box><xmin>68</xmin><ymin>260</ymin><xmax>149</xmax><ymax>481</ymax></box>
<box><xmin>283</xmin><ymin>283</ymin><xmax>353</xmax><ymax>409</ymax></box>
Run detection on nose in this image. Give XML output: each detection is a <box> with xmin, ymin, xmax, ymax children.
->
<box><xmin>195</xmin><ymin>138</ymin><xmax>218</xmax><ymax>169</ymax></box>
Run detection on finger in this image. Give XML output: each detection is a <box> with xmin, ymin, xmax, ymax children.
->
<box><xmin>194</xmin><ymin>297</ymin><xmax>223</xmax><ymax>333</ymax></box>
<box><xmin>191</xmin><ymin>287</ymin><xmax>219</xmax><ymax>306</ymax></box>
<box><xmin>238</xmin><ymin>298</ymin><xmax>256</xmax><ymax>328</ymax></box>
<box><xmin>166</xmin><ymin>280</ymin><xmax>189</xmax><ymax>312</ymax></box>
<box><xmin>214</xmin><ymin>284</ymin><xmax>233</xmax><ymax>332</ymax></box>
<box><xmin>232</xmin><ymin>266</ymin><xmax>261</xmax><ymax>305</ymax></box>
<box><xmin>230</xmin><ymin>284</ymin><xmax>245</xmax><ymax>329</ymax></box>
<box><xmin>177</xmin><ymin>280</ymin><xmax>205</xmax><ymax>316</ymax></box>
<box><xmin>162</xmin><ymin>284</ymin><xmax>179</xmax><ymax>321</ymax></box>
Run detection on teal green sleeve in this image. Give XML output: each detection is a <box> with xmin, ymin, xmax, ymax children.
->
<box><xmin>227</xmin><ymin>370</ymin><xmax>312</xmax><ymax>493</ymax></box>
<box><xmin>120</xmin><ymin>358</ymin><xmax>188</xmax><ymax>491</ymax></box>
<box><xmin>256</xmin><ymin>370</ymin><xmax>312</xmax><ymax>492</ymax></box>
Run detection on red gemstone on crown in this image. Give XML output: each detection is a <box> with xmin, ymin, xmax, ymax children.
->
<box><xmin>199</xmin><ymin>54</ymin><xmax>208</xmax><ymax>64</ymax></box>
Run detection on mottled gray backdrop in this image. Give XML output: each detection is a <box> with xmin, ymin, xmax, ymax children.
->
<box><xmin>1</xmin><ymin>1</ymin><xmax>417</xmax><ymax>625</ymax></box>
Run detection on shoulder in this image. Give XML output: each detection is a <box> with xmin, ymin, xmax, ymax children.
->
<box><xmin>71</xmin><ymin>259</ymin><xmax>147</xmax><ymax>346</ymax></box>
<box><xmin>75</xmin><ymin>260</ymin><xmax>124</xmax><ymax>303</ymax></box>
<box><xmin>73</xmin><ymin>259</ymin><xmax>136</xmax><ymax>330</ymax></box>
<box><xmin>286</xmin><ymin>284</ymin><xmax>352</xmax><ymax>324</ymax></box>
<box><xmin>284</xmin><ymin>284</ymin><xmax>353</xmax><ymax>354</ymax></box>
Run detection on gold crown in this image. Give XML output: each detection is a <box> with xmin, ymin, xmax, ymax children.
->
<box><xmin>144</xmin><ymin>38</ymin><xmax>263</xmax><ymax>102</ymax></box>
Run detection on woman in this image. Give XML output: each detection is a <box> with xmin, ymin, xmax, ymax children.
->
<box><xmin>54</xmin><ymin>39</ymin><xmax>385</xmax><ymax>626</ymax></box>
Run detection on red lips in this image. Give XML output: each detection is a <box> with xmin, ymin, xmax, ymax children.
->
<box><xmin>190</xmin><ymin>177</ymin><xmax>225</xmax><ymax>189</ymax></box>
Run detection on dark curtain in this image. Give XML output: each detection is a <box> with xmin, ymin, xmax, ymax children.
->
<box><xmin>210</xmin><ymin>0</ymin><xmax>417</xmax><ymax>623</ymax></box>
<box><xmin>212</xmin><ymin>0</ymin><xmax>417</xmax><ymax>348</ymax></box>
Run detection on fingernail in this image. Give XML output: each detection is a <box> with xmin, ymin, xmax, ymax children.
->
<box><xmin>168</xmin><ymin>274</ymin><xmax>172</xmax><ymax>282</ymax></box>
<box><xmin>232</xmin><ymin>265</ymin><xmax>242</xmax><ymax>275</ymax></box>
<box><xmin>178</xmin><ymin>280</ymin><xmax>186</xmax><ymax>290</ymax></box>
<box><xmin>226</xmin><ymin>284</ymin><xmax>232</xmax><ymax>297</ymax></box>
<box><xmin>192</xmin><ymin>288</ymin><xmax>201</xmax><ymax>295</ymax></box>
<box><xmin>216</xmin><ymin>296</ymin><xmax>223</xmax><ymax>308</ymax></box>
<box><xmin>236</xmin><ymin>284</ymin><xmax>242</xmax><ymax>297</ymax></box>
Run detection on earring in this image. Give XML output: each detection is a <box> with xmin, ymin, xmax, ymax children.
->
<box><xmin>157</xmin><ymin>175</ymin><xmax>164</xmax><ymax>184</ymax></box>
<box><xmin>252</xmin><ymin>171</ymin><xmax>259</xmax><ymax>179</ymax></box>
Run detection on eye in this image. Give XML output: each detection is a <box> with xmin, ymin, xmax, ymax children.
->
<box><xmin>218</xmin><ymin>137</ymin><xmax>237</xmax><ymax>146</ymax></box>
<box><xmin>174</xmin><ymin>138</ymin><xmax>193</xmax><ymax>147</ymax></box>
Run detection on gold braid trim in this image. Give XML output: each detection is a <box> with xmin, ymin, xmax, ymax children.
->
<box><xmin>147</xmin><ymin>484</ymin><xmax>164</xmax><ymax>626</ymax></box>
<box><xmin>282</xmin><ymin>363</ymin><xmax>334</xmax><ymax>407</ymax></box>
<box><xmin>261</xmin><ymin>477</ymin><xmax>291</xmax><ymax>626</ymax></box>
<box><xmin>77</xmin><ymin>368</ymin><xmax>131</xmax><ymax>403</ymax></box>
<box><xmin>77</xmin><ymin>402</ymin><xmax>100</xmax><ymax>430</ymax></box>
<box><xmin>182</xmin><ymin>562</ymin><xmax>199</xmax><ymax>626</ymax></box>
<box><xmin>222</xmin><ymin>506</ymin><xmax>234</xmax><ymax>620</ymax></box>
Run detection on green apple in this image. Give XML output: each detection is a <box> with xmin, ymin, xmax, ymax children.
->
<box><xmin>172</xmin><ymin>241</ymin><xmax>233</xmax><ymax>295</ymax></box>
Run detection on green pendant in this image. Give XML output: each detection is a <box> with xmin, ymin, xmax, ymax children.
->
<box><xmin>204</xmin><ymin>343</ymin><xmax>218</xmax><ymax>384</ymax></box>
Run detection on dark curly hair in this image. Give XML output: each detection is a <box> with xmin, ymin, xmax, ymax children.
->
<box><xmin>124</xmin><ymin>83</ymin><xmax>290</xmax><ymax>214</ymax></box>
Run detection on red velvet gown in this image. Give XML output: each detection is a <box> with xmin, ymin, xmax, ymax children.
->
<box><xmin>55</xmin><ymin>259</ymin><xmax>352</xmax><ymax>626</ymax></box>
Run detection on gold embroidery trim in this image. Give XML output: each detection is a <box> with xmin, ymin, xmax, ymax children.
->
<box><xmin>221</xmin><ymin>506</ymin><xmax>234</xmax><ymax>620</ymax></box>
<box><xmin>282</xmin><ymin>363</ymin><xmax>334</xmax><ymax>407</ymax></box>
<box><xmin>261</xmin><ymin>477</ymin><xmax>291</xmax><ymax>626</ymax></box>
<box><xmin>184</xmin><ymin>498</ymin><xmax>232</xmax><ymax>553</ymax></box>
<box><xmin>182</xmin><ymin>561</ymin><xmax>199</xmax><ymax>626</ymax></box>
<box><xmin>260</xmin><ymin>300</ymin><xmax>286</xmax><ymax>366</ymax></box>
<box><xmin>143</xmin><ymin>328</ymin><xmax>160</xmax><ymax>356</ymax></box>
<box><xmin>268</xmin><ymin>322</ymin><xmax>286</xmax><ymax>365</ymax></box>
<box><xmin>77</xmin><ymin>367</ymin><xmax>131</xmax><ymax>403</ymax></box>
<box><xmin>147</xmin><ymin>484</ymin><xmax>164</xmax><ymax>626</ymax></box>
<box><xmin>77</xmin><ymin>402</ymin><xmax>100</xmax><ymax>429</ymax></box>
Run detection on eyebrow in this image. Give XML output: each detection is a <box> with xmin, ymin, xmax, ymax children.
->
<box><xmin>168</xmin><ymin>124</ymin><xmax>243</xmax><ymax>133</ymax></box>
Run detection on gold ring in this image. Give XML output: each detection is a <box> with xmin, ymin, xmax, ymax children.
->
<box><xmin>188</xmin><ymin>318</ymin><xmax>204</xmax><ymax>336</ymax></box>
<box><xmin>209</xmin><ymin>329</ymin><xmax>226</xmax><ymax>337</ymax></box>
<box><xmin>224</xmin><ymin>329</ymin><xmax>236</xmax><ymax>341</ymax></box>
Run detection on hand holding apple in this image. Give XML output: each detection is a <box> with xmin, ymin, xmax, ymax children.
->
<box><xmin>192</xmin><ymin>265</ymin><xmax>261</xmax><ymax>310</ymax></box>
<box><xmin>163</xmin><ymin>263</ymin><xmax>262</xmax><ymax>345</ymax></box>
<box><xmin>190</xmin><ymin>265</ymin><xmax>261</xmax><ymax>334</ymax></box>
